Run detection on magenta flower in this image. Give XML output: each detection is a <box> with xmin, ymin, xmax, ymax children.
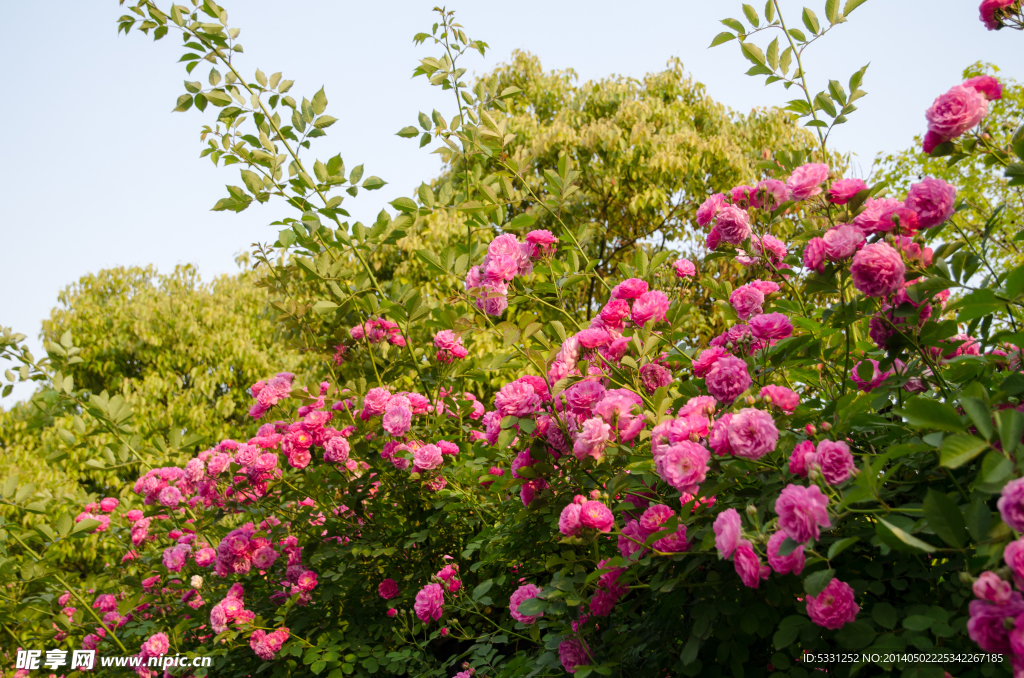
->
<box><xmin>999</xmin><ymin>478</ymin><xmax>1024</xmax><ymax>533</ymax></box>
<box><xmin>760</xmin><ymin>384</ymin><xmax>799</xmax><ymax>412</ymax></box>
<box><xmin>788</xmin><ymin>440</ymin><xmax>816</xmax><ymax>478</ymax></box>
<box><xmin>727</xmin><ymin>408</ymin><xmax>778</xmax><ymax>459</ymax></box>
<box><xmin>733</xmin><ymin>540</ymin><xmax>770</xmax><ymax>588</ymax></box>
<box><xmin>559</xmin><ymin>501</ymin><xmax>584</xmax><ymax>536</ymax></box>
<box><xmin>579</xmin><ymin>500</ymin><xmax>615</xmax><ymax>532</ymax></box>
<box><xmin>752</xmin><ymin>179</ymin><xmax>788</xmax><ymax>210</ymax></box>
<box><xmin>414</xmin><ymin>583</ymin><xmax>445</xmax><ymax>623</ymax></box>
<box><xmin>1005</xmin><ymin>538</ymin><xmax>1024</xmax><ymax>589</ymax></box>
<box><xmin>774</xmin><ymin>484</ymin><xmax>831</xmax><ymax>544</ymax></box>
<box><xmin>850</xmin><ymin>359</ymin><xmax>892</xmax><ymax>392</ymax></box>
<box><xmin>806</xmin><ymin>579</ymin><xmax>860</xmax><ymax>630</ymax></box>
<box><xmin>786</xmin><ymin>163</ymin><xmax>829</xmax><ymax>201</ymax></box>
<box><xmin>631</xmin><ymin>290</ymin><xmax>669</xmax><ymax>327</ymax></box>
<box><xmin>729</xmin><ymin>285</ymin><xmax>765</xmax><ymax>320</ymax></box>
<box><xmin>141</xmin><ymin>632</ymin><xmax>170</xmax><ymax>657</ymax></box>
<box><xmin>696</xmin><ymin>193</ymin><xmax>726</xmax><ymax>227</ymax></box>
<box><xmin>494</xmin><ymin>380</ymin><xmax>542</xmax><ymax>417</ymax></box>
<box><xmin>713</xmin><ymin>508</ymin><xmax>742</xmax><ymax>559</ymax></box>
<box><xmin>803</xmin><ymin>237</ymin><xmax>826</xmax><ymax>273</ymax></box>
<box><xmin>705</xmin><ymin>355</ymin><xmax>752</xmax><ymax>404</ymax></box>
<box><xmin>964</xmin><ymin>75</ymin><xmax>1003</xmax><ymax>100</ymax></box>
<box><xmin>509</xmin><ymin>583</ymin><xmax>544</xmax><ymax>624</ymax></box>
<box><xmin>974</xmin><ymin>572</ymin><xmax>1013</xmax><ymax>605</ymax></box>
<box><xmin>655</xmin><ymin>442</ymin><xmax>710</xmax><ymax>494</ymax></box>
<box><xmin>692</xmin><ymin>346</ymin><xmax>728</xmax><ymax>378</ymax></box>
<box><xmin>828</xmin><ymin>178</ymin><xmax>867</xmax><ymax>205</ymax></box>
<box><xmin>611</xmin><ymin>278</ymin><xmax>649</xmax><ymax>300</ymax></box>
<box><xmin>639</xmin><ymin>362</ymin><xmax>672</xmax><ymax>394</ymax></box>
<box><xmin>850</xmin><ymin>243</ymin><xmax>905</xmax><ymax>298</ymax></box>
<box><xmin>414</xmin><ymin>444</ymin><xmax>443</xmax><ymax>471</ymax></box>
<box><xmin>749</xmin><ymin>313</ymin><xmax>792</xmax><ymax>342</ymax></box>
<box><xmin>767</xmin><ymin>530</ymin><xmax>805</xmax><ymax>575</ymax></box>
<box><xmin>822</xmin><ymin>224</ymin><xmax>865</xmax><ymax>260</ymax></box>
<box><xmin>925</xmin><ymin>84</ymin><xmax>988</xmax><ymax>141</ymax></box>
<box><xmin>573</xmin><ymin>417</ymin><xmax>612</xmax><ymax>461</ymax></box>
<box><xmin>905</xmin><ymin>176</ymin><xmax>956</xmax><ymax>230</ymax></box>
<box><xmin>814</xmin><ymin>440</ymin><xmax>856</xmax><ymax>484</ymax></box>
<box><xmin>558</xmin><ymin>638</ymin><xmax>591</xmax><ymax>674</ymax></box>
<box><xmin>673</xmin><ymin>259</ymin><xmax>697</xmax><ymax>278</ymax></box>
<box><xmin>714</xmin><ymin>205</ymin><xmax>752</xmax><ymax>245</ymax></box>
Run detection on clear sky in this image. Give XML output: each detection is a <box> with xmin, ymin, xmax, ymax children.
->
<box><xmin>1</xmin><ymin>1</ymin><xmax>1021</xmax><ymax>403</ymax></box>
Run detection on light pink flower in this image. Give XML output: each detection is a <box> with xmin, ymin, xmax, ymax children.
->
<box><xmin>850</xmin><ymin>243</ymin><xmax>905</xmax><ymax>298</ymax></box>
<box><xmin>767</xmin><ymin>530</ymin><xmax>805</xmax><ymax>575</ymax></box>
<box><xmin>752</xmin><ymin>179</ymin><xmax>788</xmax><ymax>210</ymax></box>
<box><xmin>828</xmin><ymin>178</ymin><xmax>868</xmax><ymax>205</ymax></box>
<box><xmin>775</xmin><ymin>484</ymin><xmax>831</xmax><ymax>544</ymax></box>
<box><xmin>853</xmin><ymin>197</ymin><xmax>901</xmax><ymax>235</ymax></box>
<box><xmin>905</xmin><ymin>177</ymin><xmax>956</xmax><ymax>230</ymax></box>
<box><xmin>573</xmin><ymin>417</ymin><xmax>612</xmax><ymax>461</ymax></box>
<box><xmin>760</xmin><ymin>384</ymin><xmax>799</xmax><ymax>412</ymax></box>
<box><xmin>611</xmin><ymin>278</ymin><xmax>649</xmax><ymax>300</ymax></box>
<box><xmin>655</xmin><ymin>442</ymin><xmax>710</xmax><ymax>494</ymax></box>
<box><xmin>413</xmin><ymin>444</ymin><xmax>443</xmax><ymax>471</ymax></box>
<box><xmin>814</xmin><ymin>440</ymin><xmax>856</xmax><ymax>484</ymax></box>
<box><xmin>580</xmin><ymin>500</ymin><xmax>615</xmax><ymax>532</ymax></box>
<box><xmin>999</xmin><ymin>478</ymin><xmax>1024</xmax><ymax>533</ymax></box>
<box><xmin>141</xmin><ymin>632</ymin><xmax>170</xmax><ymax>657</ymax></box>
<box><xmin>414</xmin><ymin>583</ymin><xmax>444</xmax><ymax>622</ymax></box>
<box><xmin>559</xmin><ymin>501</ymin><xmax>584</xmax><ymax>536</ymax></box>
<box><xmin>494</xmin><ymin>380</ymin><xmax>541</xmax><ymax>417</ymax></box>
<box><xmin>734</xmin><ymin>540</ymin><xmax>770</xmax><ymax>588</ymax></box>
<box><xmin>705</xmin><ymin>355</ymin><xmax>752</xmax><ymax>404</ymax></box>
<box><xmin>673</xmin><ymin>259</ymin><xmax>697</xmax><ymax>278</ymax></box>
<box><xmin>382</xmin><ymin>402</ymin><xmax>412</xmax><ymax>437</ymax></box>
<box><xmin>786</xmin><ymin>163</ymin><xmax>829</xmax><ymax>201</ymax></box>
<box><xmin>727</xmin><ymin>408</ymin><xmax>778</xmax><ymax>459</ymax></box>
<box><xmin>708</xmin><ymin>413</ymin><xmax>733</xmax><ymax>456</ymax></box>
<box><xmin>729</xmin><ymin>285</ymin><xmax>764</xmax><ymax>320</ymax></box>
<box><xmin>964</xmin><ymin>75</ymin><xmax>1003</xmax><ymax>100</ymax></box>
<box><xmin>713</xmin><ymin>508</ymin><xmax>742</xmax><ymax>559</ymax></box>
<box><xmin>693</xmin><ymin>346</ymin><xmax>728</xmax><ymax>378</ymax></box>
<box><xmin>509</xmin><ymin>583</ymin><xmax>544</xmax><ymax>624</ymax></box>
<box><xmin>526</xmin><ymin>229</ymin><xmax>558</xmax><ymax>257</ymax></box>
<box><xmin>714</xmin><ymin>205</ymin><xmax>752</xmax><ymax>245</ymax></box>
<box><xmin>823</xmin><ymin>224</ymin><xmax>865</xmax><ymax>260</ymax></box>
<box><xmin>806</xmin><ymin>579</ymin><xmax>860</xmax><ymax>630</ymax></box>
<box><xmin>926</xmin><ymin>84</ymin><xmax>988</xmax><ymax>140</ymax></box>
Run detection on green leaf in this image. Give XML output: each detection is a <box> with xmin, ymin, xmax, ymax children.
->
<box><xmin>54</xmin><ymin>514</ymin><xmax>73</xmax><ymax>538</ymax></box>
<box><xmin>843</xmin><ymin>0</ymin><xmax>868</xmax><ymax>14</ymax></box>
<box><xmin>902</xmin><ymin>615</ymin><xmax>934</xmax><ymax>631</ymax></box>
<box><xmin>835</xmin><ymin>621</ymin><xmax>875</xmax><ymax>650</ymax></box>
<box><xmin>721</xmin><ymin>18</ymin><xmax>746</xmax><ymax>32</ymax></box>
<box><xmin>961</xmin><ymin>397</ymin><xmax>994</xmax><ymax>440</ymax></box>
<box><xmin>172</xmin><ymin>94</ymin><xmax>193</xmax><ymax>112</ymax></box>
<box><xmin>1</xmin><ymin>474</ymin><xmax>17</xmax><ymax>499</ymax></box>
<box><xmin>312</xmin><ymin>301</ymin><xmax>338</xmax><ymax>315</ymax></box>
<box><xmin>516</xmin><ymin>597</ymin><xmax>547</xmax><ymax>616</ymax></box>
<box><xmin>472</xmin><ymin>580</ymin><xmax>493</xmax><ymax>601</ymax></box>
<box><xmin>740</xmin><ymin>42</ymin><xmax>766</xmax><ymax>65</ymax></box>
<box><xmin>396</xmin><ymin>126</ymin><xmax>420</xmax><ymax>139</ymax></box>
<box><xmin>965</xmin><ymin>499</ymin><xmax>993</xmax><ymax>542</ymax></box>
<box><xmin>765</xmin><ymin>38</ymin><xmax>779</xmax><ymax>70</ymax></box>
<box><xmin>70</xmin><ymin>519</ymin><xmax>100</xmax><ymax>536</ymax></box>
<box><xmin>418</xmin><ymin>111</ymin><xmax>432</xmax><ymax>131</ymax></box>
<box><xmin>1012</xmin><ymin>124</ymin><xmax>1024</xmax><ymax>162</ymax></box>
<box><xmin>827</xmin><ymin>537</ymin><xmax>859</xmax><ymax>560</ymax></box>
<box><xmin>825</xmin><ymin>0</ymin><xmax>840</xmax><ymax>23</ymax></box>
<box><xmin>877</xmin><ymin>518</ymin><xmax>935</xmax><ymax>553</ymax></box>
<box><xmin>802</xmin><ymin>7</ymin><xmax>820</xmax><ymax>33</ymax></box>
<box><xmin>939</xmin><ymin>433</ymin><xmax>988</xmax><ymax>468</ymax></box>
<box><xmin>311</xmin><ymin>87</ymin><xmax>328</xmax><ymax>115</ymax></box>
<box><xmin>204</xmin><ymin>89</ymin><xmax>233</xmax><ymax>107</ymax></box>
<box><xmin>362</xmin><ymin>176</ymin><xmax>387</xmax><ymax>190</ymax></box>
<box><xmin>709</xmin><ymin>32</ymin><xmax>736</xmax><ymax>47</ymax></box>
<box><xmin>999</xmin><ymin>408</ymin><xmax>1024</xmax><ymax>458</ymax></box>
<box><xmin>389</xmin><ymin>197</ymin><xmax>418</xmax><ymax>213</ymax></box>
<box><xmin>923</xmin><ymin>489</ymin><xmax>967</xmax><ymax>548</ymax></box>
<box><xmin>803</xmin><ymin>568</ymin><xmax>835</xmax><ymax>597</ymax></box>
<box><xmin>900</xmin><ymin>397</ymin><xmax>964</xmax><ymax>432</ymax></box>
<box><xmin>872</xmin><ymin>602</ymin><xmax>898</xmax><ymax>629</ymax></box>
<box><xmin>742</xmin><ymin>4</ymin><xmax>760</xmax><ymax>26</ymax></box>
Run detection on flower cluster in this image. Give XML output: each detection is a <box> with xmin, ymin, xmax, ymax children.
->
<box><xmin>465</xmin><ymin>231</ymin><xmax>558</xmax><ymax>315</ymax></box>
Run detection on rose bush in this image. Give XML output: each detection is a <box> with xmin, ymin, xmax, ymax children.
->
<box><xmin>6</xmin><ymin>1</ymin><xmax>1024</xmax><ymax>677</ymax></box>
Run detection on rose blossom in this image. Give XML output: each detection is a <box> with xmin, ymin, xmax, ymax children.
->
<box><xmin>850</xmin><ymin>243</ymin><xmax>906</xmax><ymax>298</ymax></box>
<box><xmin>378</xmin><ymin>579</ymin><xmax>399</xmax><ymax>599</ymax></box>
<box><xmin>851</xmin><ymin>359</ymin><xmax>892</xmax><ymax>392</ymax></box>
<box><xmin>767</xmin><ymin>530</ymin><xmax>805</xmax><ymax>575</ymax></box>
<box><xmin>925</xmin><ymin>84</ymin><xmax>988</xmax><ymax>140</ymax></box>
<box><xmin>853</xmin><ymin>197</ymin><xmax>901</xmax><ymax>235</ymax></box>
<box><xmin>494</xmin><ymin>380</ymin><xmax>542</xmax><ymax>417</ymax></box>
<box><xmin>734</xmin><ymin>540</ymin><xmax>770</xmax><ymax>589</ymax></box>
<box><xmin>806</xmin><ymin>579</ymin><xmax>860</xmax><ymax>630</ymax></box>
<box><xmin>573</xmin><ymin>417</ymin><xmax>612</xmax><ymax>461</ymax></box>
<box><xmin>509</xmin><ymin>583</ymin><xmax>544</xmax><ymax>624</ymax></box>
<box><xmin>558</xmin><ymin>638</ymin><xmax>590</xmax><ymax>674</ymax></box>
<box><xmin>999</xmin><ymin>478</ymin><xmax>1024</xmax><ymax>533</ymax></box>
<box><xmin>559</xmin><ymin>500</ymin><xmax>584</xmax><ymax>536</ymax></box>
<box><xmin>828</xmin><ymin>178</ymin><xmax>867</xmax><ymax>205</ymax></box>
<box><xmin>413</xmin><ymin>444</ymin><xmax>444</xmax><ymax>471</ymax></box>
<box><xmin>814</xmin><ymin>440</ymin><xmax>856</xmax><ymax>485</ymax></box>
<box><xmin>414</xmin><ymin>583</ymin><xmax>444</xmax><ymax>622</ymax></box>
<box><xmin>760</xmin><ymin>384</ymin><xmax>799</xmax><ymax>412</ymax></box>
<box><xmin>655</xmin><ymin>442</ymin><xmax>710</xmax><ymax>494</ymax></box>
<box><xmin>673</xmin><ymin>259</ymin><xmax>696</xmax><ymax>278</ymax></box>
<box><xmin>749</xmin><ymin>313</ymin><xmax>792</xmax><ymax>342</ymax></box>
<box><xmin>775</xmin><ymin>484</ymin><xmax>831</xmax><ymax>543</ymax></box>
<box><xmin>803</xmin><ymin>237</ymin><xmax>826</xmax><ymax>273</ymax></box>
<box><xmin>714</xmin><ymin>205</ymin><xmax>752</xmax><ymax>245</ymax></box>
<box><xmin>729</xmin><ymin>285</ymin><xmax>765</xmax><ymax>320</ymax></box>
<box><xmin>974</xmin><ymin>572</ymin><xmax>1013</xmax><ymax>605</ymax></box>
<box><xmin>631</xmin><ymin>290</ymin><xmax>669</xmax><ymax>327</ymax></box>
<box><xmin>786</xmin><ymin>163</ymin><xmax>829</xmax><ymax>200</ymax></box>
<box><xmin>727</xmin><ymin>408</ymin><xmax>779</xmax><ymax>459</ymax></box>
<box><xmin>752</xmin><ymin>179</ymin><xmax>788</xmax><ymax>210</ymax></box>
<box><xmin>692</xmin><ymin>346</ymin><xmax>728</xmax><ymax>378</ymax></box>
<box><xmin>708</xmin><ymin>413</ymin><xmax>733</xmax><ymax>457</ymax></box>
<box><xmin>964</xmin><ymin>75</ymin><xmax>1002</xmax><ymax>100</ymax></box>
<box><xmin>788</xmin><ymin>440</ymin><xmax>816</xmax><ymax>478</ymax></box>
<box><xmin>639</xmin><ymin>362</ymin><xmax>672</xmax><ymax>394</ymax></box>
<box><xmin>980</xmin><ymin>0</ymin><xmax>1019</xmax><ymax>29</ymax></box>
<box><xmin>610</xmin><ymin>278</ymin><xmax>648</xmax><ymax>300</ymax></box>
<box><xmin>696</xmin><ymin>193</ymin><xmax>726</xmax><ymax>227</ymax></box>
<box><xmin>713</xmin><ymin>508</ymin><xmax>742</xmax><ymax>559</ymax></box>
<box><xmin>580</xmin><ymin>500</ymin><xmax>615</xmax><ymax>532</ymax></box>
<box><xmin>705</xmin><ymin>355</ymin><xmax>752</xmax><ymax>403</ymax></box>
<box><xmin>822</xmin><ymin>224</ymin><xmax>865</xmax><ymax>260</ymax></box>
<box><xmin>905</xmin><ymin>176</ymin><xmax>956</xmax><ymax>230</ymax></box>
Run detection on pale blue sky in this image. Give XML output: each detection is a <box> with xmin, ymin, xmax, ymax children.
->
<box><xmin>1</xmin><ymin>1</ymin><xmax>1021</xmax><ymax>403</ymax></box>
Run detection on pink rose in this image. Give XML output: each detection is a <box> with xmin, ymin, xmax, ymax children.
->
<box><xmin>853</xmin><ymin>197</ymin><xmax>902</xmax><ymax>235</ymax></box>
<box><xmin>99</xmin><ymin>497</ymin><xmax>119</xmax><ymax>513</ymax></box>
<box><xmin>559</xmin><ymin>501</ymin><xmax>584</xmax><ymax>536</ymax></box>
<box><xmin>413</xmin><ymin>583</ymin><xmax>444</xmax><ymax>623</ymax></box>
<box><xmin>580</xmin><ymin>500</ymin><xmax>615</xmax><ymax>532</ymax></box>
<box><xmin>729</xmin><ymin>285</ymin><xmax>765</xmax><ymax>321</ymax></box>
<box><xmin>828</xmin><ymin>178</ymin><xmax>867</xmax><ymax>205</ymax></box>
<box><xmin>775</xmin><ymin>484</ymin><xmax>831</xmax><ymax>543</ymax></box>
<box><xmin>806</xmin><ymin>579</ymin><xmax>860</xmax><ymax>630</ymax></box>
<box><xmin>786</xmin><ymin>163</ymin><xmax>829</xmax><ymax>201</ymax></box>
<box><xmin>631</xmin><ymin>290</ymin><xmax>669</xmax><ymax>327</ymax></box>
<box><xmin>705</xmin><ymin>355</ymin><xmax>752</xmax><ymax>403</ymax></box>
<box><xmin>361</xmin><ymin>387</ymin><xmax>392</xmax><ymax>419</ymax></box>
<box><xmin>760</xmin><ymin>384</ymin><xmax>799</xmax><ymax>412</ymax></box>
<box><xmin>822</xmin><ymin>224</ymin><xmax>865</xmax><ymax>260</ymax></box>
<box><xmin>974</xmin><ymin>572</ymin><xmax>1013</xmax><ymax>605</ymax></box>
<box><xmin>925</xmin><ymin>84</ymin><xmax>988</xmax><ymax>140</ymax></box>
<box><xmin>378</xmin><ymin>578</ymin><xmax>399</xmax><ymax>599</ymax></box>
<box><xmin>752</xmin><ymin>179</ymin><xmax>788</xmax><ymax>210</ymax></box>
<box><xmin>708</xmin><ymin>413</ymin><xmax>733</xmax><ymax>457</ymax></box>
<box><xmin>382</xmin><ymin>401</ymin><xmax>412</xmax><ymax>437</ymax></box>
<box><xmin>905</xmin><ymin>176</ymin><xmax>956</xmax><ymax>230</ymax></box>
<box><xmin>749</xmin><ymin>312</ymin><xmax>792</xmax><ymax>342</ymax></box>
<box><xmin>509</xmin><ymin>583</ymin><xmax>543</xmax><ymax>624</ymax></box>
<box><xmin>705</xmin><ymin>226</ymin><xmax>723</xmax><ymax>250</ymax></box>
<box><xmin>979</xmin><ymin>0</ymin><xmax>1018</xmax><ymax>29</ymax></box>
<box><xmin>655</xmin><ymin>442</ymin><xmax>710</xmax><ymax>494</ymax></box>
<box><xmin>618</xmin><ymin>518</ymin><xmax>648</xmax><ymax>560</ymax></box>
<box><xmin>673</xmin><ymin>259</ymin><xmax>697</xmax><ymax>278</ymax></box>
<box><xmin>850</xmin><ymin>243</ymin><xmax>906</xmax><ymax>298</ymax></box>
<box><xmin>803</xmin><ymin>237</ymin><xmax>826</xmax><ymax>273</ymax></box>
<box><xmin>692</xmin><ymin>346</ymin><xmax>728</xmax><ymax>378</ymax></box>
<box><xmin>964</xmin><ymin>75</ymin><xmax>1002</xmax><ymax>100</ymax></box>
<box><xmin>696</xmin><ymin>193</ymin><xmax>726</xmax><ymax>227</ymax></box>
<box><xmin>767</xmin><ymin>530</ymin><xmax>805</xmax><ymax>575</ymax></box>
<box><xmin>727</xmin><ymin>408</ymin><xmax>779</xmax><ymax>459</ymax></box>
<box><xmin>573</xmin><ymin>417</ymin><xmax>612</xmax><ymax>461</ymax></box>
<box><xmin>413</xmin><ymin>444</ymin><xmax>443</xmax><ymax>471</ymax></box>
<box><xmin>639</xmin><ymin>362</ymin><xmax>672</xmax><ymax>394</ymax></box>
<box><xmin>714</xmin><ymin>205</ymin><xmax>752</xmax><ymax>245</ymax></box>
<box><xmin>731</xmin><ymin>185</ymin><xmax>755</xmax><ymax>207</ymax></box>
<box><xmin>611</xmin><ymin>278</ymin><xmax>648</xmax><ymax>300</ymax></box>
<box><xmin>788</xmin><ymin>440</ymin><xmax>816</xmax><ymax>478</ymax></box>
<box><xmin>494</xmin><ymin>380</ymin><xmax>542</xmax><ymax>417</ymax></box>
<box><xmin>814</xmin><ymin>440</ymin><xmax>856</xmax><ymax>484</ymax></box>
<box><xmin>558</xmin><ymin>638</ymin><xmax>591</xmax><ymax>674</ymax></box>
<box><xmin>713</xmin><ymin>508</ymin><xmax>742</xmax><ymax>559</ymax></box>
<box><xmin>851</xmin><ymin>359</ymin><xmax>892</xmax><ymax>392</ymax></box>
<box><xmin>999</xmin><ymin>478</ymin><xmax>1024</xmax><ymax>533</ymax></box>
<box><xmin>734</xmin><ymin>540</ymin><xmax>770</xmax><ymax>588</ymax></box>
